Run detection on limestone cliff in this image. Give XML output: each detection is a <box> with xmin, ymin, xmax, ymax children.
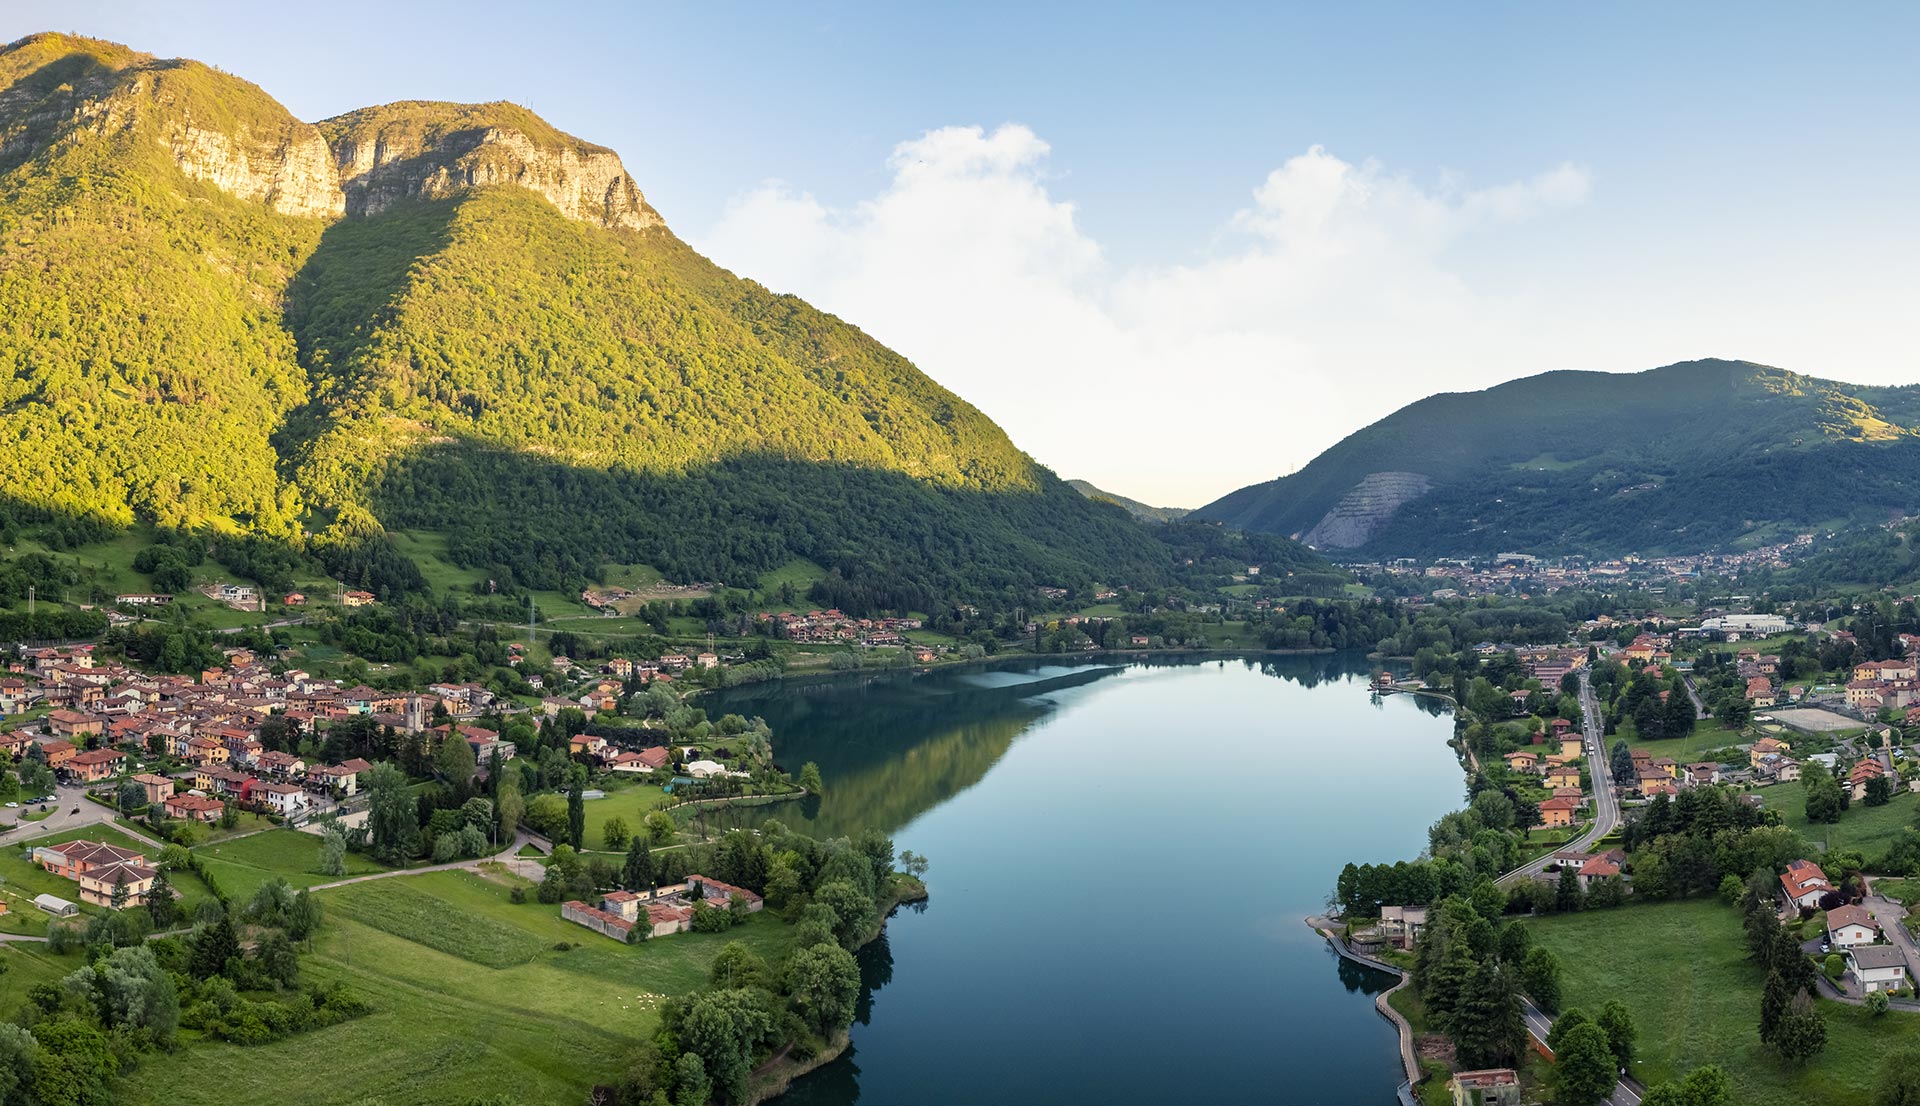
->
<box><xmin>0</xmin><ymin>33</ymin><xmax>661</xmax><ymax>231</ymax></box>
<box><xmin>321</xmin><ymin>101</ymin><xmax>661</xmax><ymax>230</ymax></box>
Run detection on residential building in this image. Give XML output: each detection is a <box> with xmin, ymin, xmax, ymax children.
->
<box><xmin>1780</xmin><ymin>860</ymin><xmax>1833</xmax><ymax>909</ymax></box>
<box><xmin>1538</xmin><ymin>796</ymin><xmax>1579</xmax><ymax>828</ymax></box>
<box><xmin>1847</xmin><ymin>945</ymin><xmax>1909</xmax><ymax>994</ymax></box>
<box><xmin>163</xmin><ymin>793</ymin><xmax>225</xmax><ymax>822</ymax></box>
<box><xmin>34</xmin><ymin>839</ymin><xmax>156</xmax><ymax>907</ymax></box>
<box><xmin>1825</xmin><ymin>904</ymin><xmax>1880</xmax><ymax>948</ymax></box>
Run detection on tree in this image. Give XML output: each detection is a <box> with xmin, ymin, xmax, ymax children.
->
<box><xmin>1610</xmin><ymin>740</ymin><xmax>1635</xmax><ymax>786</ymax></box>
<box><xmin>189</xmin><ymin>914</ymin><xmax>239</xmax><ymax>980</ymax></box>
<box><xmin>1868</xmin><ymin>990</ymin><xmax>1892</xmax><ymax>1016</ymax></box>
<box><xmin>258</xmin><ymin>929</ymin><xmax>300</xmax><ymax>988</ymax></box>
<box><xmin>319</xmin><ymin>824</ymin><xmax>349</xmax><ymax>877</ymax></box>
<box><xmin>436</xmin><ymin>727</ymin><xmax>477</xmax><ymax>794</ymax></box>
<box><xmin>815</xmin><ymin>879</ymin><xmax>877</xmax><ymax>950</ymax></box>
<box><xmin>672</xmin><ymin>1052</ymin><xmax>710</xmax><ymax>1106</ymax></box>
<box><xmin>1546</xmin><ymin>1007</ymin><xmax>1592</xmax><ymax>1052</ymax></box>
<box><xmin>1521</xmin><ymin>946</ymin><xmax>1563</xmax><ymax>1012</ymax></box>
<box><xmin>497</xmin><ymin>771</ymin><xmax>525</xmax><ymax>840</ymax></box>
<box><xmin>898</xmin><ymin>849</ymin><xmax>929</xmax><ymax>880</ymax></box>
<box><xmin>566</xmin><ymin>775</ymin><xmax>586</xmax><ymax>850</ymax></box>
<box><xmin>1556</xmin><ymin>867</ymin><xmax>1584</xmax><ymax>913</ymax></box>
<box><xmin>365</xmin><ymin>762</ymin><xmax>419</xmax><ymax>862</ymax></box>
<box><xmin>799</xmin><ymin>761</ymin><xmax>825</xmax><ymax>794</ymax></box>
<box><xmin>0</xmin><ymin>1023</ymin><xmax>38</xmax><ymax>1106</ymax></box>
<box><xmin>288</xmin><ymin>887</ymin><xmax>323</xmax><ymax>943</ymax></box>
<box><xmin>1597</xmin><ymin>999</ymin><xmax>1636</xmax><ymax>1070</ymax></box>
<box><xmin>645</xmin><ymin>810</ymin><xmax>677</xmax><ymax>845</ymax></box>
<box><xmin>1642</xmin><ymin>1065</ymin><xmax>1732</xmax><ymax>1106</ymax></box>
<box><xmin>678</xmin><ymin>988</ymin><xmax>774</xmax><ymax>1105</ymax></box>
<box><xmin>1867</xmin><ymin>775</ymin><xmax>1894</xmax><ymax>807</ymax></box>
<box><xmin>146</xmin><ymin>869</ymin><xmax>177</xmax><ymax>929</ymax></box>
<box><xmin>1554</xmin><ymin>1021</ymin><xmax>1620</xmax><ymax>1106</ymax></box>
<box><xmin>1874</xmin><ymin>1048</ymin><xmax>1920</xmax><ymax>1105</ymax></box>
<box><xmin>603</xmin><ymin>816</ymin><xmax>631</xmax><ymax>851</ymax></box>
<box><xmin>787</xmin><ymin>942</ymin><xmax>861</xmax><ymax>1035</ymax></box>
<box><xmin>1450</xmin><ymin>959</ymin><xmax>1525</xmax><ymax>1068</ymax></box>
<box><xmin>622</xmin><ymin>837</ymin><xmax>655</xmax><ymax>892</ymax></box>
<box><xmin>109</xmin><ymin>870</ymin><xmax>129</xmax><ymax>912</ymax></box>
<box><xmin>1772</xmin><ymin>988</ymin><xmax>1826</xmax><ymax>1064</ymax></box>
<box><xmin>220</xmin><ymin>798</ymin><xmax>239</xmax><ymax>829</ymax></box>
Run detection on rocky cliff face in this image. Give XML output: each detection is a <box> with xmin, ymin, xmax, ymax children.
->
<box><xmin>161</xmin><ymin>114</ymin><xmax>346</xmax><ymax>219</ymax></box>
<box><xmin>324</xmin><ymin>112</ymin><xmax>659</xmax><ymax>230</ymax></box>
<box><xmin>0</xmin><ymin>35</ymin><xmax>660</xmax><ymax>230</ymax></box>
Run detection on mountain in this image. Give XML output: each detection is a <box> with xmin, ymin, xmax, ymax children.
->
<box><xmin>1195</xmin><ymin>359</ymin><xmax>1920</xmax><ymax>559</ymax></box>
<box><xmin>0</xmin><ymin>33</ymin><xmax>1179</xmax><ymax>610</ymax></box>
<box><xmin>1066</xmin><ymin>480</ymin><xmax>1189</xmax><ymax>524</ymax></box>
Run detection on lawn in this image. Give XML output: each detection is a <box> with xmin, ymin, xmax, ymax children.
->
<box><xmin>1622</xmin><ymin>717</ymin><xmax>1743</xmax><ymax>763</ymax></box>
<box><xmin>193</xmin><ymin>829</ymin><xmax>387</xmax><ymax>902</ymax></box>
<box><xmin>580</xmin><ymin>778</ymin><xmax>673</xmax><ymax>851</ymax></box>
<box><xmin>1756</xmin><ymin>781</ymin><xmax>1919</xmax><ymax>858</ymax></box>
<box><xmin>1530</xmin><ymin>898</ymin><xmax>1920</xmax><ymax>1105</ymax></box>
<box><xmin>113</xmin><ymin>867</ymin><xmax>801</xmax><ymax>1106</ymax></box>
<box><xmin>756</xmin><ymin>557</ymin><xmax>827</xmax><ymax>596</ymax></box>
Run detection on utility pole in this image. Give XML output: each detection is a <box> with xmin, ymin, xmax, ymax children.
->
<box><xmin>528</xmin><ymin>595</ymin><xmax>536</xmax><ymax>645</ymax></box>
<box><xmin>26</xmin><ymin>586</ymin><xmax>32</xmax><ymax>617</ymax></box>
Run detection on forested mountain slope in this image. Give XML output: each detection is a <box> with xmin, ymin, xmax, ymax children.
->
<box><xmin>0</xmin><ymin>32</ymin><xmax>1179</xmax><ymax>608</ymax></box>
<box><xmin>1195</xmin><ymin>359</ymin><xmax>1920</xmax><ymax>558</ymax></box>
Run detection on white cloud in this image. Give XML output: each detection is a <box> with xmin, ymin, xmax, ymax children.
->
<box><xmin>695</xmin><ymin>126</ymin><xmax>1592</xmax><ymax>506</ymax></box>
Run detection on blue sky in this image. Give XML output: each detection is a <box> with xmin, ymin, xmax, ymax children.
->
<box><xmin>8</xmin><ymin>2</ymin><xmax>1919</xmax><ymax>503</ymax></box>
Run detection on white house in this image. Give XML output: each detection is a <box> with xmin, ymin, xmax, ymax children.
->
<box><xmin>1825</xmin><ymin>904</ymin><xmax>1880</xmax><ymax>948</ymax></box>
<box><xmin>252</xmin><ymin>780</ymin><xmax>308</xmax><ymax>817</ymax></box>
<box><xmin>1846</xmin><ymin>945</ymin><xmax>1908</xmax><ymax>994</ymax></box>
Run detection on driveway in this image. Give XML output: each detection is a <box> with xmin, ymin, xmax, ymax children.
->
<box><xmin>1862</xmin><ymin>887</ymin><xmax>1920</xmax><ymax>980</ymax></box>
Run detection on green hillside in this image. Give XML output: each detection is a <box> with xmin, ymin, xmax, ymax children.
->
<box><xmin>1195</xmin><ymin>359</ymin><xmax>1920</xmax><ymax>558</ymax></box>
<box><xmin>1066</xmin><ymin>480</ymin><xmax>1190</xmax><ymax>524</ymax></box>
<box><xmin>0</xmin><ymin>32</ymin><xmax>1176</xmax><ymax>612</ymax></box>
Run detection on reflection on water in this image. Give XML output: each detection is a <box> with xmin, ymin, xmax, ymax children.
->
<box><xmin>706</xmin><ymin>653</ymin><xmax>1454</xmax><ymax>1106</ymax></box>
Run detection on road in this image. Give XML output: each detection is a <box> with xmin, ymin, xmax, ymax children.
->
<box><xmin>1862</xmin><ymin>883</ymin><xmax>1920</xmax><ymax>984</ymax></box>
<box><xmin>1520</xmin><ymin>996</ymin><xmax>1644</xmax><ymax>1106</ymax></box>
<box><xmin>1498</xmin><ymin>670</ymin><xmax>1622</xmax><ymax>886</ymax></box>
<box><xmin>0</xmin><ymin>783</ymin><xmax>158</xmax><ymax>847</ymax></box>
<box><xmin>1679</xmin><ymin>674</ymin><xmax>1710</xmax><ymax>720</ymax></box>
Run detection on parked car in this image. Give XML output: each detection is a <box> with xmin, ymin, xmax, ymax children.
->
<box><xmin>3</xmin><ymin>802</ymin><xmax>15</xmax><ymax>808</ymax></box>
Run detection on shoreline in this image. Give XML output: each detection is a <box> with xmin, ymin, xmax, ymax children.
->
<box><xmin>747</xmin><ymin>877</ymin><xmax>929</xmax><ymax>1105</ymax></box>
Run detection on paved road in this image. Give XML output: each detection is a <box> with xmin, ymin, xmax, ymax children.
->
<box><xmin>1499</xmin><ymin>671</ymin><xmax>1621</xmax><ymax>886</ymax></box>
<box><xmin>1679</xmin><ymin>674</ymin><xmax>1710</xmax><ymax>720</ymax></box>
<box><xmin>1520</xmin><ymin>995</ymin><xmax>1644</xmax><ymax>1106</ymax></box>
<box><xmin>305</xmin><ymin>831</ymin><xmax>539</xmax><ymax>891</ymax></box>
<box><xmin>0</xmin><ymin>784</ymin><xmax>135</xmax><ymax>846</ymax></box>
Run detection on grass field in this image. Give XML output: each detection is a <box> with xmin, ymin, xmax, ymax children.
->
<box><xmin>1755</xmin><ymin>781</ymin><xmax>1919</xmax><ymax>858</ymax></box>
<box><xmin>1530</xmin><ymin>898</ymin><xmax>1920</xmax><ymax>1105</ymax></box>
<box><xmin>581</xmin><ymin>779</ymin><xmax>673</xmax><ymax>850</ymax></box>
<box><xmin>756</xmin><ymin>557</ymin><xmax>827</xmax><ymax>596</ymax></box>
<box><xmin>113</xmin><ymin>866</ymin><xmax>801</xmax><ymax>1106</ymax></box>
<box><xmin>1621</xmin><ymin>717</ymin><xmax>1744</xmax><ymax>763</ymax></box>
<box><xmin>194</xmin><ymin>829</ymin><xmax>388</xmax><ymax>901</ymax></box>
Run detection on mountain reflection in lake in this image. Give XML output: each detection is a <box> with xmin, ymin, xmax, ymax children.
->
<box><xmin>704</xmin><ymin>654</ymin><xmax>1459</xmax><ymax>1105</ymax></box>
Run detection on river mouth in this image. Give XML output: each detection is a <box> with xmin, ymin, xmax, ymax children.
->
<box><xmin>702</xmin><ymin>653</ymin><xmax>1459</xmax><ymax>1105</ymax></box>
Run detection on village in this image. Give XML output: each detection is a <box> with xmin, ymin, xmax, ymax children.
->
<box><xmin>0</xmin><ymin>636</ymin><xmax>805</xmax><ymax>935</ymax></box>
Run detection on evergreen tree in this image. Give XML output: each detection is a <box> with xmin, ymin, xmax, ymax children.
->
<box><xmin>622</xmin><ymin>837</ymin><xmax>656</xmax><ymax>892</ymax></box>
<box><xmin>189</xmin><ymin>915</ymin><xmax>239</xmax><ymax>980</ymax></box>
<box><xmin>147</xmin><ymin>869</ymin><xmax>177</xmax><ymax>929</ymax></box>
<box><xmin>1772</xmin><ymin>988</ymin><xmax>1827</xmax><ymax>1065</ymax></box>
<box><xmin>1521</xmin><ymin>946</ymin><xmax>1564</xmax><ymax>1012</ymax></box>
<box><xmin>566</xmin><ymin>775</ymin><xmax>586</xmax><ymax>851</ymax></box>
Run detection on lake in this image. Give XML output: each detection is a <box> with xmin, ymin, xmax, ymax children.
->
<box><xmin>704</xmin><ymin>653</ymin><xmax>1461</xmax><ymax>1105</ymax></box>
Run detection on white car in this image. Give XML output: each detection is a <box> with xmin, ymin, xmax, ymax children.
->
<box><xmin>2</xmin><ymin>802</ymin><xmax>14</xmax><ymax>809</ymax></box>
